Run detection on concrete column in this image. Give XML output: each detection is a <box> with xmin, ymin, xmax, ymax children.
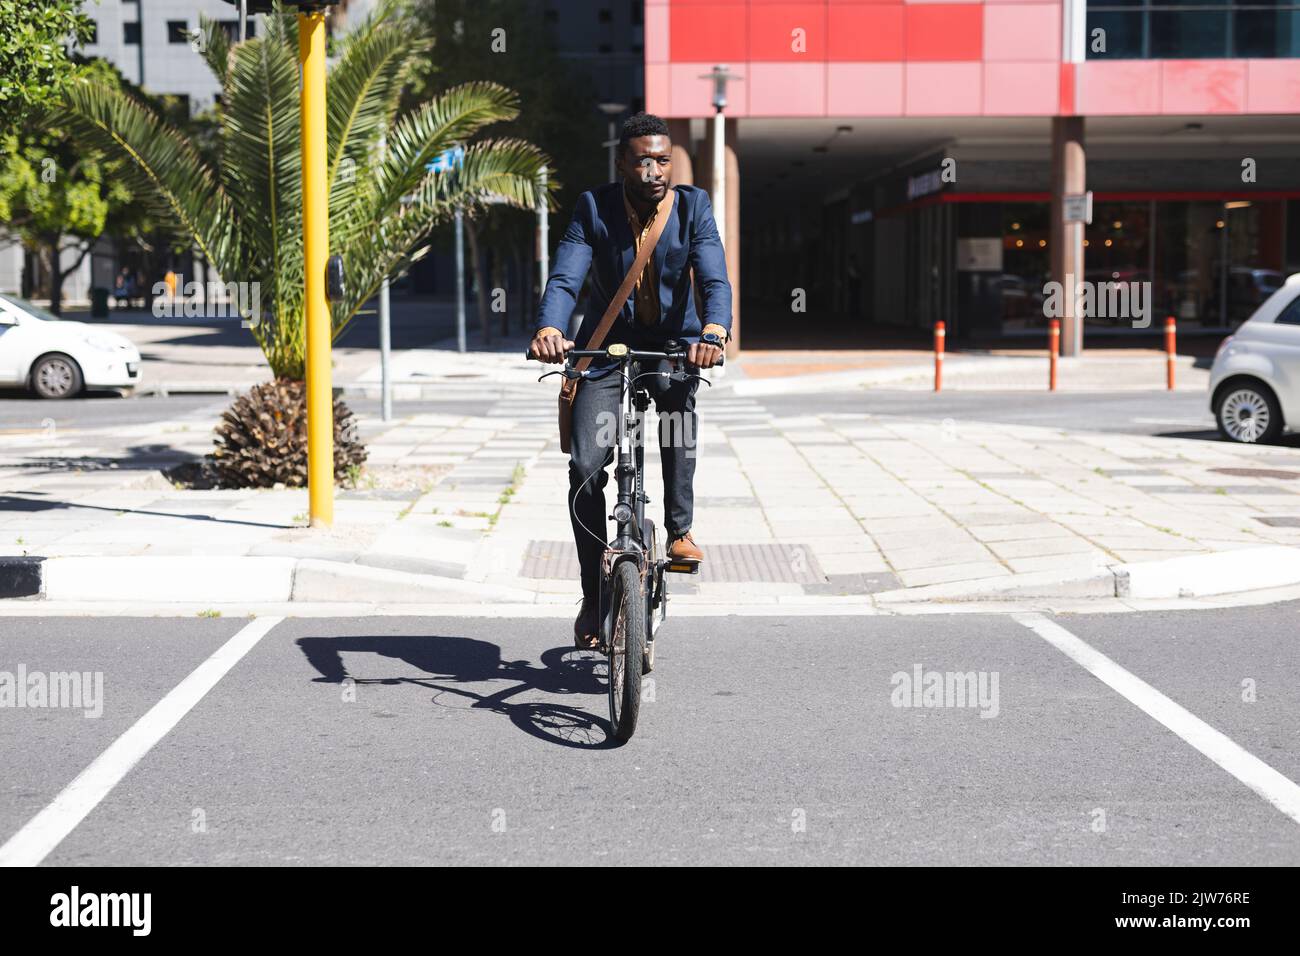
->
<box><xmin>1050</xmin><ymin>116</ymin><xmax>1086</xmax><ymax>356</ymax></box>
<box><xmin>667</xmin><ymin>119</ymin><xmax>693</xmax><ymax>186</ymax></box>
<box><xmin>699</xmin><ymin>118</ymin><xmax>740</xmax><ymax>354</ymax></box>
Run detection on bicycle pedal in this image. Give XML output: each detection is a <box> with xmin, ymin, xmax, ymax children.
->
<box><xmin>664</xmin><ymin>559</ymin><xmax>700</xmax><ymax>575</ymax></box>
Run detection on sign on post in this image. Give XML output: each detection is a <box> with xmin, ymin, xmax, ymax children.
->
<box><xmin>1063</xmin><ymin>191</ymin><xmax>1093</xmax><ymax>224</ymax></box>
<box><xmin>427</xmin><ymin>146</ymin><xmax>465</xmax><ymax>175</ymax></box>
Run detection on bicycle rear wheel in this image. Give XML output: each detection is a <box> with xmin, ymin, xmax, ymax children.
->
<box><xmin>608</xmin><ymin>560</ymin><xmax>645</xmax><ymax>742</ymax></box>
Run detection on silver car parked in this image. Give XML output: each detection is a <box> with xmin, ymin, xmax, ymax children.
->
<box><xmin>1209</xmin><ymin>273</ymin><xmax>1300</xmax><ymax>443</ymax></box>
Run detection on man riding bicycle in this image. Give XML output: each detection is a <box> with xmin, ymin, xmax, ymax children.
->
<box><xmin>529</xmin><ymin>112</ymin><xmax>732</xmax><ymax>649</ymax></box>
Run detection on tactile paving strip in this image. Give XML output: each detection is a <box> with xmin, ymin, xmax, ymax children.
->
<box><xmin>520</xmin><ymin>540</ymin><xmax>827</xmax><ymax>584</ymax></box>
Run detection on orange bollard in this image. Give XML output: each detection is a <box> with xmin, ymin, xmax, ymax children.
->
<box><xmin>1165</xmin><ymin>315</ymin><xmax>1177</xmax><ymax>391</ymax></box>
<box><xmin>1048</xmin><ymin>318</ymin><xmax>1060</xmax><ymax>391</ymax></box>
<box><xmin>933</xmin><ymin>320</ymin><xmax>945</xmax><ymax>392</ymax></box>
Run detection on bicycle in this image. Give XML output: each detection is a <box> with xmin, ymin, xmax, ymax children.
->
<box><xmin>528</xmin><ymin>341</ymin><xmax>717</xmax><ymax>742</ymax></box>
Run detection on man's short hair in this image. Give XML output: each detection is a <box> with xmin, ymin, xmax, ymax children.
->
<box><xmin>618</xmin><ymin>112</ymin><xmax>670</xmax><ymax>155</ymax></box>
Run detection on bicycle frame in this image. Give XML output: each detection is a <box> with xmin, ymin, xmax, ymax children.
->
<box><xmin>572</xmin><ymin>348</ymin><xmax>677</xmax><ymax>579</ymax></box>
<box><xmin>529</xmin><ymin>341</ymin><xmax>719</xmax><ymax>654</ymax></box>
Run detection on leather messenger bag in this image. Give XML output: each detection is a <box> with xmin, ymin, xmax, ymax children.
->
<box><xmin>556</xmin><ymin>188</ymin><xmax>677</xmax><ymax>453</ymax></box>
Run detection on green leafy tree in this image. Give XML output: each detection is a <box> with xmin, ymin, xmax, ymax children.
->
<box><xmin>408</xmin><ymin>0</ymin><xmax>606</xmax><ymax>339</ymax></box>
<box><xmin>59</xmin><ymin>0</ymin><xmax>550</xmax><ymax>379</ymax></box>
<box><xmin>0</xmin><ymin>0</ymin><xmax>93</xmax><ymax>132</ymax></box>
<box><xmin>0</xmin><ymin>59</ymin><xmax>155</xmax><ymax>314</ymax></box>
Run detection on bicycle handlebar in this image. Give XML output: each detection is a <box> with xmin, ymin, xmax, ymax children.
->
<box><xmin>523</xmin><ymin>346</ymin><xmax>724</xmax><ymax>367</ymax></box>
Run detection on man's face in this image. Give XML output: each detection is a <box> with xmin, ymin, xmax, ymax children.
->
<box><xmin>619</xmin><ymin>134</ymin><xmax>672</xmax><ymax>205</ymax></box>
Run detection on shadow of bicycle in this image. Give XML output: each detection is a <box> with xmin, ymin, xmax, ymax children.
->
<box><xmin>295</xmin><ymin>633</ymin><xmax>620</xmax><ymax>749</ymax></box>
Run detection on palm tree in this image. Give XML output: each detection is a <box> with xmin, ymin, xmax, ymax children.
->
<box><xmin>59</xmin><ymin>1</ymin><xmax>550</xmax><ymax>486</ymax></box>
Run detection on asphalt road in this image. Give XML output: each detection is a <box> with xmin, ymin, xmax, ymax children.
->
<box><xmin>0</xmin><ymin>392</ymin><xmax>223</xmax><ymax>432</ymax></box>
<box><xmin>775</xmin><ymin>389</ymin><xmax>1234</xmax><ymax>441</ymax></box>
<box><xmin>65</xmin><ymin>297</ymin><xmax>466</xmax><ymax>353</ymax></box>
<box><xmin>0</xmin><ymin>387</ymin><xmax>1252</xmax><ymax>445</ymax></box>
<box><xmin>1</xmin><ymin>605</ymin><xmax>1298</xmax><ymax>865</ymax></box>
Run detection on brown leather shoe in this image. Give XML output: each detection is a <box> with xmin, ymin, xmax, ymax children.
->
<box><xmin>574</xmin><ymin>598</ymin><xmax>600</xmax><ymax>650</ymax></box>
<box><xmin>668</xmin><ymin>531</ymin><xmax>703</xmax><ymax>562</ymax></box>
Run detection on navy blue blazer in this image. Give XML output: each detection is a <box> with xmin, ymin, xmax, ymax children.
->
<box><xmin>535</xmin><ymin>182</ymin><xmax>732</xmax><ymax>348</ymax></box>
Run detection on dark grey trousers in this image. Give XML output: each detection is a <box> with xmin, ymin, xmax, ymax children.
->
<box><xmin>568</xmin><ymin>360</ymin><xmax>698</xmax><ymax>602</ymax></box>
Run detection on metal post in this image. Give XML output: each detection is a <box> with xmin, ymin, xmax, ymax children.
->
<box><xmin>454</xmin><ymin>208</ymin><xmax>466</xmax><ymax>353</ymax></box>
<box><xmin>607</xmin><ymin>120</ymin><xmax>617</xmax><ymax>184</ymax></box>
<box><xmin>712</xmin><ymin>109</ymin><xmax>726</xmax><ymax>252</ymax></box>
<box><xmin>136</xmin><ymin>0</ymin><xmax>146</xmax><ymax>88</ymax></box>
<box><xmin>537</xmin><ymin>164</ymin><xmax>549</xmax><ymax>316</ymax></box>
<box><xmin>299</xmin><ymin>10</ymin><xmax>333</xmax><ymax>527</ymax></box>
<box><xmin>933</xmin><ymin>321</ymin><xmax>945</xmax><ymax>392</ymax></box>
<box><xmin>702</xmin><ymin>66</ymin><xmax>740</xmax><ymax>253</ymax></box>
<box><xmin>1071</xmin><ymin>221</ymin><xmax>1084</xmax><ymax>355</ymax></box>
<box><xmin>1165</xmin><ymin>315</ymin><xmax>1177</xmax><ymax>390</ymax></box>
<box><xmin>239</xmin><ymin>0</ymin><xmax>247</xmax><ymax>42</ymax></box>
<box><xmin>379</xmin><ymin>130</ymin><xmax>391</xmax><ymax>420</ymax></box>
<box><xmin>1049</xmin><ymin>318</ymin><xmax>1061</xmax><ymax>390</ymax></box>
<box><xmin>597</xmin><ymin>103</ymin><xmax>626</xmax><ymax>185</ymax></box>
<box><xmin>379</xmin><ymin>278</ymin><xmax>391</xmax><ymax>421</ymax></box>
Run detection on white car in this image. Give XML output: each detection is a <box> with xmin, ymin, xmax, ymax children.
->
<box><xmin>0</xmin><ymin>293</ymin><xmax>142</xmax><ymax>399</ymax></box>
<box><xmin>1209</xmin><ymin>273</ymin><xmax>1300</xmax><ymax>443</ymax></box>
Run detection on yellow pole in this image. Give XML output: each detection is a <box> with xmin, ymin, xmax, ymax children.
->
<box><xmin>299</xmin><ymin>11</ymin><xmax>333</xmax><ymax>527</ymax></box>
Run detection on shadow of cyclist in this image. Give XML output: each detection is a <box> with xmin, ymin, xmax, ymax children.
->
<box><xmin>295</xmin><ymin>634</ymin><xmax>621</xmax><ymax>749</ymax></box>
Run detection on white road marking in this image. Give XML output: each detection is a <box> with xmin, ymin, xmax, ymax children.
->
<box><xmin>0</xmin><ymin>616</ymin><xmax>282</xmax><ymax>867</ymax></box>
<box><xmin>1015</xmin><ymin>611</ymin><xmax>1300</xmax><ymax>827</ymax></box>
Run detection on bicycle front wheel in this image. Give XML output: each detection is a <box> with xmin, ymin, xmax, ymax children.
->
<box><xmin>608</xmin><ymin>560</ymin><xmax>645</xmax><ymax>742</ymax></box>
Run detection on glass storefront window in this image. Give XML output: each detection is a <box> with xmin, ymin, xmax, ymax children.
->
<box><xmin>1084</xmin><ymin>201</ymin><xmax>1153</xmax><ymax>329</ymax></box>
<box><xmin>999</xmin><ymin>204</ymin><xmax>1051</xmax><ymax>333</ymax></box>
<box><xmin>1086</xmin><ymin>11</ymin><xmax>1145</xmax><ymax>57</ymax></box>
<box><xmin>1149</xmin><ymin>11</ymin><xmax>1229</xmax><ymax>57</ymax></box>
<box><xmin>1154</xmin><ymin>201</ymin><xmax>1224</xmax><ymax>326</ymax></box>
<box><xmin>1087</xmin><ymin>3</ymin><xmax>1300</xmax><ymax>57</ymax></box>
<box><xmin>1153</xmin><ymin>199</ymin><xmax>1285</xmax><ymax>329</ymax></box>
<box><xmin>1235</xmin><ymin>10</ymin><xmax>1300</xmax><ymax>57</ymax></box>
<box><xmin>991</xmin><ymin>198</ymin><xmax>1286</xmax><ymax>334</ymax></box>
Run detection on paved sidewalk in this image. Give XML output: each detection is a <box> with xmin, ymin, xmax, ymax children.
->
<box><xmin>728</xmin><ymin>349</ymin><xmax>1210</xmax><ymax>395</ymax></box>
<box><xmin>3</xmin><ymin>344</ymin><xmax>1300</xmax><ymax>606</ymax></box>
<box><xmin>478</xmin><ymin>388</ymin><xmax>1300</xmax><ymax>603</ymax></box>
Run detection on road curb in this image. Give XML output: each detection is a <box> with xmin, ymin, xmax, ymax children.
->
<box><xmin>1117</xmin><ymin>546</ymin><xmax>1300</xmax><ymax>599</ymax></box>
<box><xmin>873</xmin><ymin>567</ymin><xmax>1118</xmax><ymax>604</ymax></box>
<box><xmin>873</xmin><ymin>546</ymin><xmax>1300</xmax><ymax>604</ymax></box>
<box><xmin>0</xmin><ymin>555</ymin><xmax>538</xmax><ymax>605</ymax></box>
<box><xmin>727</xmin><ymin>356</ymin><xmax>1032</xmax><ymax>396</ymax></box>
<box><xmin>290</xmin><ymin>558</ymin><xmax>537</xmax><ymax>603</ymax></box>
<box><xmin>132</xmin><ymin>383</ymin><xmax>244</xmax><ymax>397</ymax></box>
<box><xmin>6</xmin><ymin>547</ymin><xmax>1300</xmax><ymax>606</ymax></box>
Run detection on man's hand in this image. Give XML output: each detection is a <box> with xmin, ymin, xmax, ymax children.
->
<box><xmin>530</xmin><ymin>330</ymin><xmax>574</xmax><ymax>364</ymax></box>
<box><xmin>687</xmin><ymin>341</ymin><xmax>723</xmax><ymax>369</ymax></box>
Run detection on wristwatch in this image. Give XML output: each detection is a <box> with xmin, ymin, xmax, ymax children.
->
<box><xmin>700</xmin><ymin>331</ymin><xmax>725</xmax><ymax>348</ymax></box>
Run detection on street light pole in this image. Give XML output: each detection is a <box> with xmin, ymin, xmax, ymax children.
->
<box><xmin>702</xmin><ymin>66</ymin><xmax>740</xmax><ymax>252</ymax></box>
<box><xmin>597</xmin><ymin>102</ymin><xmax>627</xmax><ymax>184</ymax></box>
<box><xmin>537</xmin><ymin>164</ymin><xmax>549</xmax><ymax>316</ymax></box>
<box><xmin>377</xmin><ymin>131</ymin><xmax>392</xmax><ymax>419</ymax></box>
<box><xmin>607</xmin><ymin>120</ymin><xmax>617</xmax><ymax>183</ymax></box>
<box><xmin>299</xmin><ymin>9</ymin><xmax>333</xmax><ymax>526</ymax></box>
<box><xmin>136</xmin><ymin>0</ymin><xmax>146</xmax><ymax>89</ymax></box>
<box><xmin>454</xmin><ymin>207</ymin><xmax>466</xmax><ymax>353</ymax></box>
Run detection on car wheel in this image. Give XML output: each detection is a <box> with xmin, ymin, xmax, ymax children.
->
<box><xmin>1215</xmin><ymin>381</ymin><xmax>1283</xmax><ymax>444</ymax></box>
<box><xmin>29</xmin><ymin>354</ymin><xmax>84</xmax><ymax>400</ymax></box>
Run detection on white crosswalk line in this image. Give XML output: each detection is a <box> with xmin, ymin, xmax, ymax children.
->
<box><xmin>1015</xmin><ymin>612</ymin><xmax>1300</xmax><ymax>827</ymax></box>
<box><xmin>0</xmin><ymin>616</ymin><xmax>283</xmax><ymax>867</ymax></box>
